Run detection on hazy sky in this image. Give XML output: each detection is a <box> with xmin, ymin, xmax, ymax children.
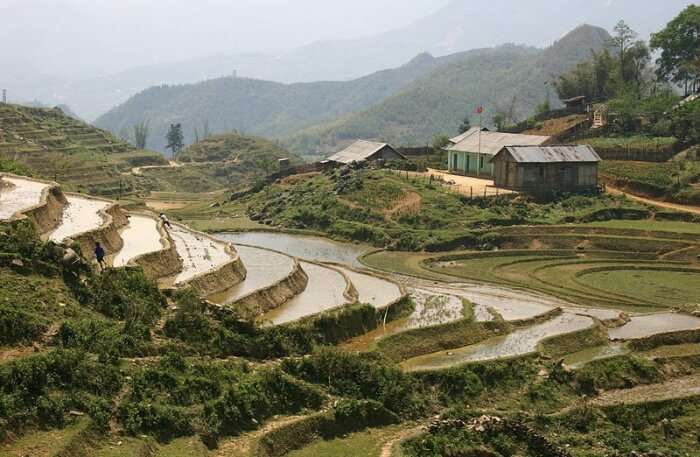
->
<box><xmin>0</xmin><ymin>0</ymin><xmax>449</xmax><ymax>76</ymax></box>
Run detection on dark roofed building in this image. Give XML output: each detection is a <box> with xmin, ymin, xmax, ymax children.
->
<box><xmin>326</xmin><ymin>140</ymin><xmax>404</xmax><ymax>165</ymax></box>
<box><xmin>491</xmin><ymin>145</ymin><xmax>601</xmax><ymax>192</ymax></box>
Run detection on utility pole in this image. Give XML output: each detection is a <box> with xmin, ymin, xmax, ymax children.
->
<box><xmin>1</xmin><ymin>89</ymin><xmax>6</xmax><ymax>104</ymax></box>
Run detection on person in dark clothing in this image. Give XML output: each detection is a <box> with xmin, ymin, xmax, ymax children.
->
<box><xmin>160</xmin><ymin>213</ymin><xmax>173</xmax><ymax>229</ymax></box>
<box><xmin>94</xmin><ymin>242</ymin><xmax>106</xmax><ymax>270</ymax></box>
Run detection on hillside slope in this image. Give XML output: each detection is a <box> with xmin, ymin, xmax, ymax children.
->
<box><xmin>135</xmin><ymin>133</ymin><xmax>304</xmax><ymax>193</ymax></box>
<box><xmin>285</xmin><ymin>25</ymin><xmax>611</xmax><ymax>155</ymax></box>
<box><xmin>0</xmin><ymin>103</ymin><xmax>166</xmax><ymax>197</ymax></box>
<box><xmin>95</xmin><ymin>53</ymin><xmax>452</xmax><ymax>153</ymax></box>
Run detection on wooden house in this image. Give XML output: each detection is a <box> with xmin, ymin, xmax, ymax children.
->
<box><xmin>491</xmin><ymin>145</ymin><xmax>601</xmax><ymax>191</ymax></box>
<box><xmin>327</xmin><ymin>140</ymin><xmax>404</xmax><ymax>165</ymax></box>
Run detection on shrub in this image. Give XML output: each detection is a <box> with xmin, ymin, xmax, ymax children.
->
<box><xmin>89</xmin><ymin>268</ymin><xmax>165</xmax><ymax>325</ymax></box>
<box><xmin>0</xmin><ymin>305</ymin><xmax>48</xmax><ymax>345</ymax></box>
<box><xmin>334</xmin><ymin>399</ymin><xmax>399</xmax><ymax>431</ymax></box>
<box><xmin>574</xmin><ymin>356</ymin><xmax>663</xmax><ymax>394</ymax></box>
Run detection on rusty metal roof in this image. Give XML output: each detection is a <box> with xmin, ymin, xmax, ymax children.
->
<box><xmin>496</xmin><ymin>145</ymin><xmax>601</xmax><ymax>163</ymax></box>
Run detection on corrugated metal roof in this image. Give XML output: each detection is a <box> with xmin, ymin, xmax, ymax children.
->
<box><xmin>447</xmin><ymin>131</ymin><xmax>551</xmax><ymax>155</ymax></box>
<box><xmin>449</xmin><ymin>127</ymin><xmax>489</xmax><ymax>144</ymax></box>
<box><xmin>327</xmin><ymin>140</ymin><xmax>395</xmax><ymax>164</ymax></box>
<box><xmin>497</xmin><ymin>145</ymin><xmax>601</xmax><ymax>163</ymax></box>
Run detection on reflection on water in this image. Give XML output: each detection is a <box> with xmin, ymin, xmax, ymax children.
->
<box><xmin>259</xmin><ymin>262</ymin><xmax>350</xmax><ymax>325</ymax></box>
<box><xmin>402</xmin><ymin>313</ymin><xmax>594</xmax><ymax>371</ymax></box>
<box><xmin>563</xmin><ymin>344</ymin><xmax>629</xmax><ymax>369</ymax></box>
<box><xmin>335</xmin><ymin>266</ymin><xmax>403</xmax><ymax>308</ymax></box>
<box><xmin>209</xmin><ymin>245</ymin><xmax>294</xmax><ymax>304</ymax></box>
<box><xmin>217</xmin><ymin>232</ymin><xmax>369</xmax><ymax>267</ymax></box>
<box><xmin>609</xmin><ymin>313</ymin><xmax>700</xmax><ymax>340</ymax></box>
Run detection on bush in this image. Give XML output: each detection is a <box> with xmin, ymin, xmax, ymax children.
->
<box><xmin>0</xmin><ymin>305</ymin><xmax>48</xmax><ymax>345</ymax></box>
<box><xmin>334</xmin><ymin>399</ymin><xmax>399</xmax><ymax>431</ymax></box>
<box><xmin>89</xmin><ymin>268</ymin><xmax>165</xmax><ymax>325</ymax></box>
<box><xmin>574</xmin><ymin>356</ymin><xmax>663</xmax><ymax>394</ymax></box>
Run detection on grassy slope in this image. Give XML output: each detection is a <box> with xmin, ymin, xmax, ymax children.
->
<box><xmin>137</xmin><ymin>133</ymin><xmax>305</xmax><ymax>194</ymax></box>
<box><xmin>0</xmin><ymin>103</ymin><xmax>166</xmax><ymax>197</ymax></box>
<box><xmin>238</xmin><ymin>168</ymin><xmax>648</xmax><ymax>248</ymax></box>
<box><xmin>601</xmin><ymin>160</ymin><xmax>700</xmax><ymax>204</ymax></box>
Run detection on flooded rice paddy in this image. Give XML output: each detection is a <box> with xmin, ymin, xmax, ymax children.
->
<box><xmin>609</xmin><ymin>313</ymin><xmax>700</xmax><ymax>340</ymax></box>
<box><xmin>562</xmin><ymin>344</ymin><xmax>630</xmax><ymax>369</ymax></box>
<box><xmin>49</xmin><ymin>195</ymin><xmax>109</xmax><ymax>242</ymax></box>
<box><xmin>218</xmin><ymin>232</ymin><xmax>369</xmax><ymax>267</ymax></box>
<box><xmin>209</xmin><ymin>245</ymin><xmax>295</xmax><ymax>304</ymax></box>
<box><xmin>335</xmin><ymin>266</ymin><xmax>403</xmax><ymax>308</ymax></box>
<box><xmin>169</xmin><ymin>225</ymin><xmax>232</xmax><ymax>285</ymax></box>
<box><xmin>259</xmin><ymin>262</ymin><xmax>350</xmax><ymax>325</ymax></box>
<box><xmin>401</xmin><ymin>313</ymin><xmax>594</xmax><ymax>371</ymax></box>
<box><xmin>113</xmin><ymin>215</ymin><xmax>163</xmax><ymax>267</ymax></box>
<box><xmin>0</xmin><ymin>176</ymin><xmax>49</xmax><ymax>220</ymax></box>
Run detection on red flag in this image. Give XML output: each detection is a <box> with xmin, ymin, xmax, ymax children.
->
<box><xmin>475</xmin><ymin>105</ymin><xmax>484</xmax><ymax>114</ymax></box>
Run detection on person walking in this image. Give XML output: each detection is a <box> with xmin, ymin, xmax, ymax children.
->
<box><xmin>160</xmin><ymin>213</ymin><xmax>172</xmax><ymax>229</ymax></box>
<box><xmin>94</xmin><ymin>242</ymin><xmax>106</xmax><ymax>271</ymax></box>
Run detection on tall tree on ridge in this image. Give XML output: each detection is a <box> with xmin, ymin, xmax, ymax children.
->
<box><xmin>166</xmin><ymin>123</ymin><xmax>184</xmax><ymax>158</ymax></box>
<box><xmin>650</xmin><ymin>5</ymin><xmax>700</xmax><ymax>95</ymax></box>
<box><xmin>133</xmin><ymin>120</ymin><xmax>150</xmax><ymax>149</ymax></box>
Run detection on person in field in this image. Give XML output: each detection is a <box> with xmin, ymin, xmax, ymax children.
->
<box><xmin>94</xmin><ymin>242</ymin><xmax>106</xmax><ymax>270</ymax></box>
<box><xmin>159</xmin><ymin>213</ymin><xmax>172</xmax><ymax>229</ymax></box>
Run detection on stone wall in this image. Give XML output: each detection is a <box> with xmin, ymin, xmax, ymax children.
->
<box><xmin>1</xmin><ymin>173</ymin><xmax>67</xmax><ymax>234</ymax></box>
<box><xmin>68</xmin><ymin>197</ymin><xmax>127</xmax><ymax>261</ymax></box>
<box><xmin>129</xmin><ymin>217</ymin><xmax>183</xmax><ymax>281</ymax></box>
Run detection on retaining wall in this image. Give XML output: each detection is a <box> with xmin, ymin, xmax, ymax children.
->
<box><xmin>230</xmin><ymin>259</ymin><xmax>309</xmax><ymax>316</ymax></box>
<box><xmin>65</xmin><ymin>196</ymin><xmax>128</xmax><ymax>261</ymax></box>
<box><xmin>129</xmin><ymin>216</ymin><xmax>183</xmax><ymax>281</ymax></box>
<box><xmin>1</xmin><ymin>173</ymin><xmax>67</xmax><ymax>234</ymax></box>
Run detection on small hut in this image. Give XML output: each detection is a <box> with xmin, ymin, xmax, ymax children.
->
<box><xmin>326</xmin><ymin>140</ymin><xmax>404</xmax><ymax>165</ymax></box>
<box><xmin>491</xmin><ymin>145</ymin><xmax>601</xmax><ymax>192</ymax></box>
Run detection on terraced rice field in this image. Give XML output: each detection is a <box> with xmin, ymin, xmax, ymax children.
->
<box><xmin>209</xmin><ymin>244</ymin><xmax>295</xmax><ymax>304</ymax></box>
<box><xmin>259</xmin><ymin>261</ymin><xmax>350</xmax><ymax>325</ymax></box>
<box><xmin>335</xmin><ymin>266</ymin><xmax>403</xmax><ymax>308</ymax></box>
<box><xmin>401</xmin><ymin>313</ymin><xmax>595</xmax><ymax>371</ymax></box>
<box><xmin>112</xmin><ymin>214</ymin><xmax>163</xmax><ymax>267</ymax></box>
<box><xmin>609</xmin><ymin>313</ymin><xmax>700</xmax><ymax>340</ymax></box>
<box><xmin>48</xmin><ymin>195</ymin><xmax>109</xmax><ymax>242</ymax></box>
<box><xmin>169</xmin><ymin>224</ymin><xmax>233</xmax><ymax>285</ymax></box>
<box><xmin>0</xmin><ymin>176</ymin><xmax>49</xmax><ymax>220</ymax></box>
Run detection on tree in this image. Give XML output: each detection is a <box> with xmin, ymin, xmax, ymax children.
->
<box><xmin>536</xmin><ymin>100</ymin><xmax>551</xmax><ymax>115</ymax></box>
<box><xmin>193</xmin><ymin>120</ymin><xmax>213</xmax><ymax>144</ymax></box>
<box><xmin>650</xmin><ymin>5</ymin><xmax>700</xmax><ymax>95</ymax></box>
<box><xmin>166</xmin><ymin>124</ymin><xmax>184</xmax><ymax>157</ymax></box>
<box><xmin>492</xmin><ymin>114</ymin><xmax>506</xmax><ymax>131</ymax></box>
<box><xmin>132</xmin><ymin>120</ymin><xmax>150</xmax><ymax>149</ymax></box>
<box><xmin>610</xmin><ymin>20</ymin><xmax>637</xmax><ymax>84</ymax></box>
<box><xmin>458</xmin><ymin>116</ymin><xmax>471</xmax><ymax>133</ymax></box>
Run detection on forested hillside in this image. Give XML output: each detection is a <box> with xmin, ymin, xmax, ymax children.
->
<box><xmin>95</xmin><ymin>53</ymin><xmax>451</xmax><ymax>154</ymax></box>
<box><xmin>286</xmin><ymin>25</ymin><xmax>611</xmax><ymax>154</ymax></box>
<box><xmin>96</xmin><ymin>25</ymin><xmax>610</xmax><ymax>157</ymax></box>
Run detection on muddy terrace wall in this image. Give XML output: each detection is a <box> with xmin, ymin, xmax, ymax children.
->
<box><xmin>68</xmin><ymin>197</ymin><xmax>128</xmax><ymax>261</ymax></box>
<box><xmin>180</xmin><ymin>239</ymin><xmax>247</xmax><ymax>297</ymax></box>
<box><xmin>229</xmin><ymin>259</ymin><xmax>309</xmax><ymax>317</ymax></box>
<box><xmin>129</xmin><ymin>217</ymin><xmax>183</xmax><ymax>280</ymax></box>
<box><xmin>1</xmin><ymin>173</ymin><xmax>67</xmax><ymax>234</ymax></box>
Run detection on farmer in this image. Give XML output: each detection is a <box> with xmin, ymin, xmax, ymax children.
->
<box><xmin>94</xmin><ymin>242</ymin><xmax>106</xmax><ymax>270</ymax></box>
<box><xmin>159</xmin><ymin>213</ymin><xmax>172</xmax><ymax>229</ymax></box>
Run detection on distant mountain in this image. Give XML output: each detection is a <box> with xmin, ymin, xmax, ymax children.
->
<box><xmin>97</xmin><ymin>25</ymin><xmax>610</xmax><ymax>157</ymax></box>
<box><xmin>95</xmin><ymin>53</ymin><xmax>454</xmax><ymax>153</ymax></box>
<box><xmin>1</xmin><ymin>0</ymin><xmax>689</xmax><ymax>120</ymax></box>
<box><xmin>285</xmin><ymin>25</ymin><xmax>612</xmax><ymax>154</ymax></box>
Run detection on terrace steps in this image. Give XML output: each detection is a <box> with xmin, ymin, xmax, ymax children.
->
<box><xmin>1</xmin><ymin>173</ymin><xmax>392</xmax><ymax>324</ymax></box>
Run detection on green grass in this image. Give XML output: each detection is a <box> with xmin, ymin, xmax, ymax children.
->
<box><xmin>154</xmin><ymin>436</ymin><xmax>208</xmax><ymax>457</ymax></box>
<box><xmin>287</xmin><ymin>424</ymin><xmax>407</xmax><ymax>457</ymax></box>
<box><xmin>580</xmin><ymin>135</ymin><xmax>678</xmax><ymax>152</ymax></box>
<box><xmin>577</xmin><ymin>268</ymin><xmax>700</xmax><ymax>307</ymax></box>
<box><xmin>586</xmin><ymin>219</ymin><xmax>700</xmax><ymax>235</ymax></box>
<box><xmin>1</xmin><ymin>419</ymin><xmax>90</xmax><ymax>457</ymax></box>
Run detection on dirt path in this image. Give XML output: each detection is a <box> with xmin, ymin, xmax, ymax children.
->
<box><xmin>591</xmin><ymin>374</ymin><xmax>700</xmax><ymax>406</ymax></box>
<box><xmin>379</xmin><ymin>425</ymin><xmax>424</xmax><ymax>457</ymax></box>
<box><xmin>213</xmin><ymin>414</ymin><xmax>307</xmax><ymax>457</ymax></box>
<box><xmin>607</xmin><ymin>186</ymin><xmax>700</xmax><ymax>216</ymax></box>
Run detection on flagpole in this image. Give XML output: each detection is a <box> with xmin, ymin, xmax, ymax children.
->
<box><xmin>478</xmin><ymin>105</ymin><xmax>482</xmax><ymax>176</ymax></box>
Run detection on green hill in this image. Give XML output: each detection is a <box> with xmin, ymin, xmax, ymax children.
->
<box><xmin>285</xmin><ymin>25</ymin><xmax>611</xmax><ymax>155</ymax></box>
<box><xmin>95</xmin><ymin>53</ymin><xmax>448</xmax><ymax>154</ymax></box>
<box><xmin>136</xmin><ymin>133</ymin><xmax>304</xmax><ymax>193</ymax></box>
<box><xmin>0</xmin><ymin>103</ymin><xmax>166</xmax><ymax>197</ymax></box>
<box><xmin>96</xmin><ymin>25</ymin><xmax>609</xmax><ymax>158</ymax></box>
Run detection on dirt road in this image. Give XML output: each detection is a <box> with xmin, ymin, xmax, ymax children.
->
<box><xmin>607</xmin><ymin>186</ymin><xmax>700</xmax><ymax>216</ymax></box>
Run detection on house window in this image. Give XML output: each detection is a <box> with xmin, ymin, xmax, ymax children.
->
<box><xmin>466</xmin><ymin>155</ymin><xmax>470</xmax><ymax>172</ymax></box>
<box><xmin>479</xmin><ymin>155</ymin><xmax>484</xmax><ymax>169</ymax></box>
